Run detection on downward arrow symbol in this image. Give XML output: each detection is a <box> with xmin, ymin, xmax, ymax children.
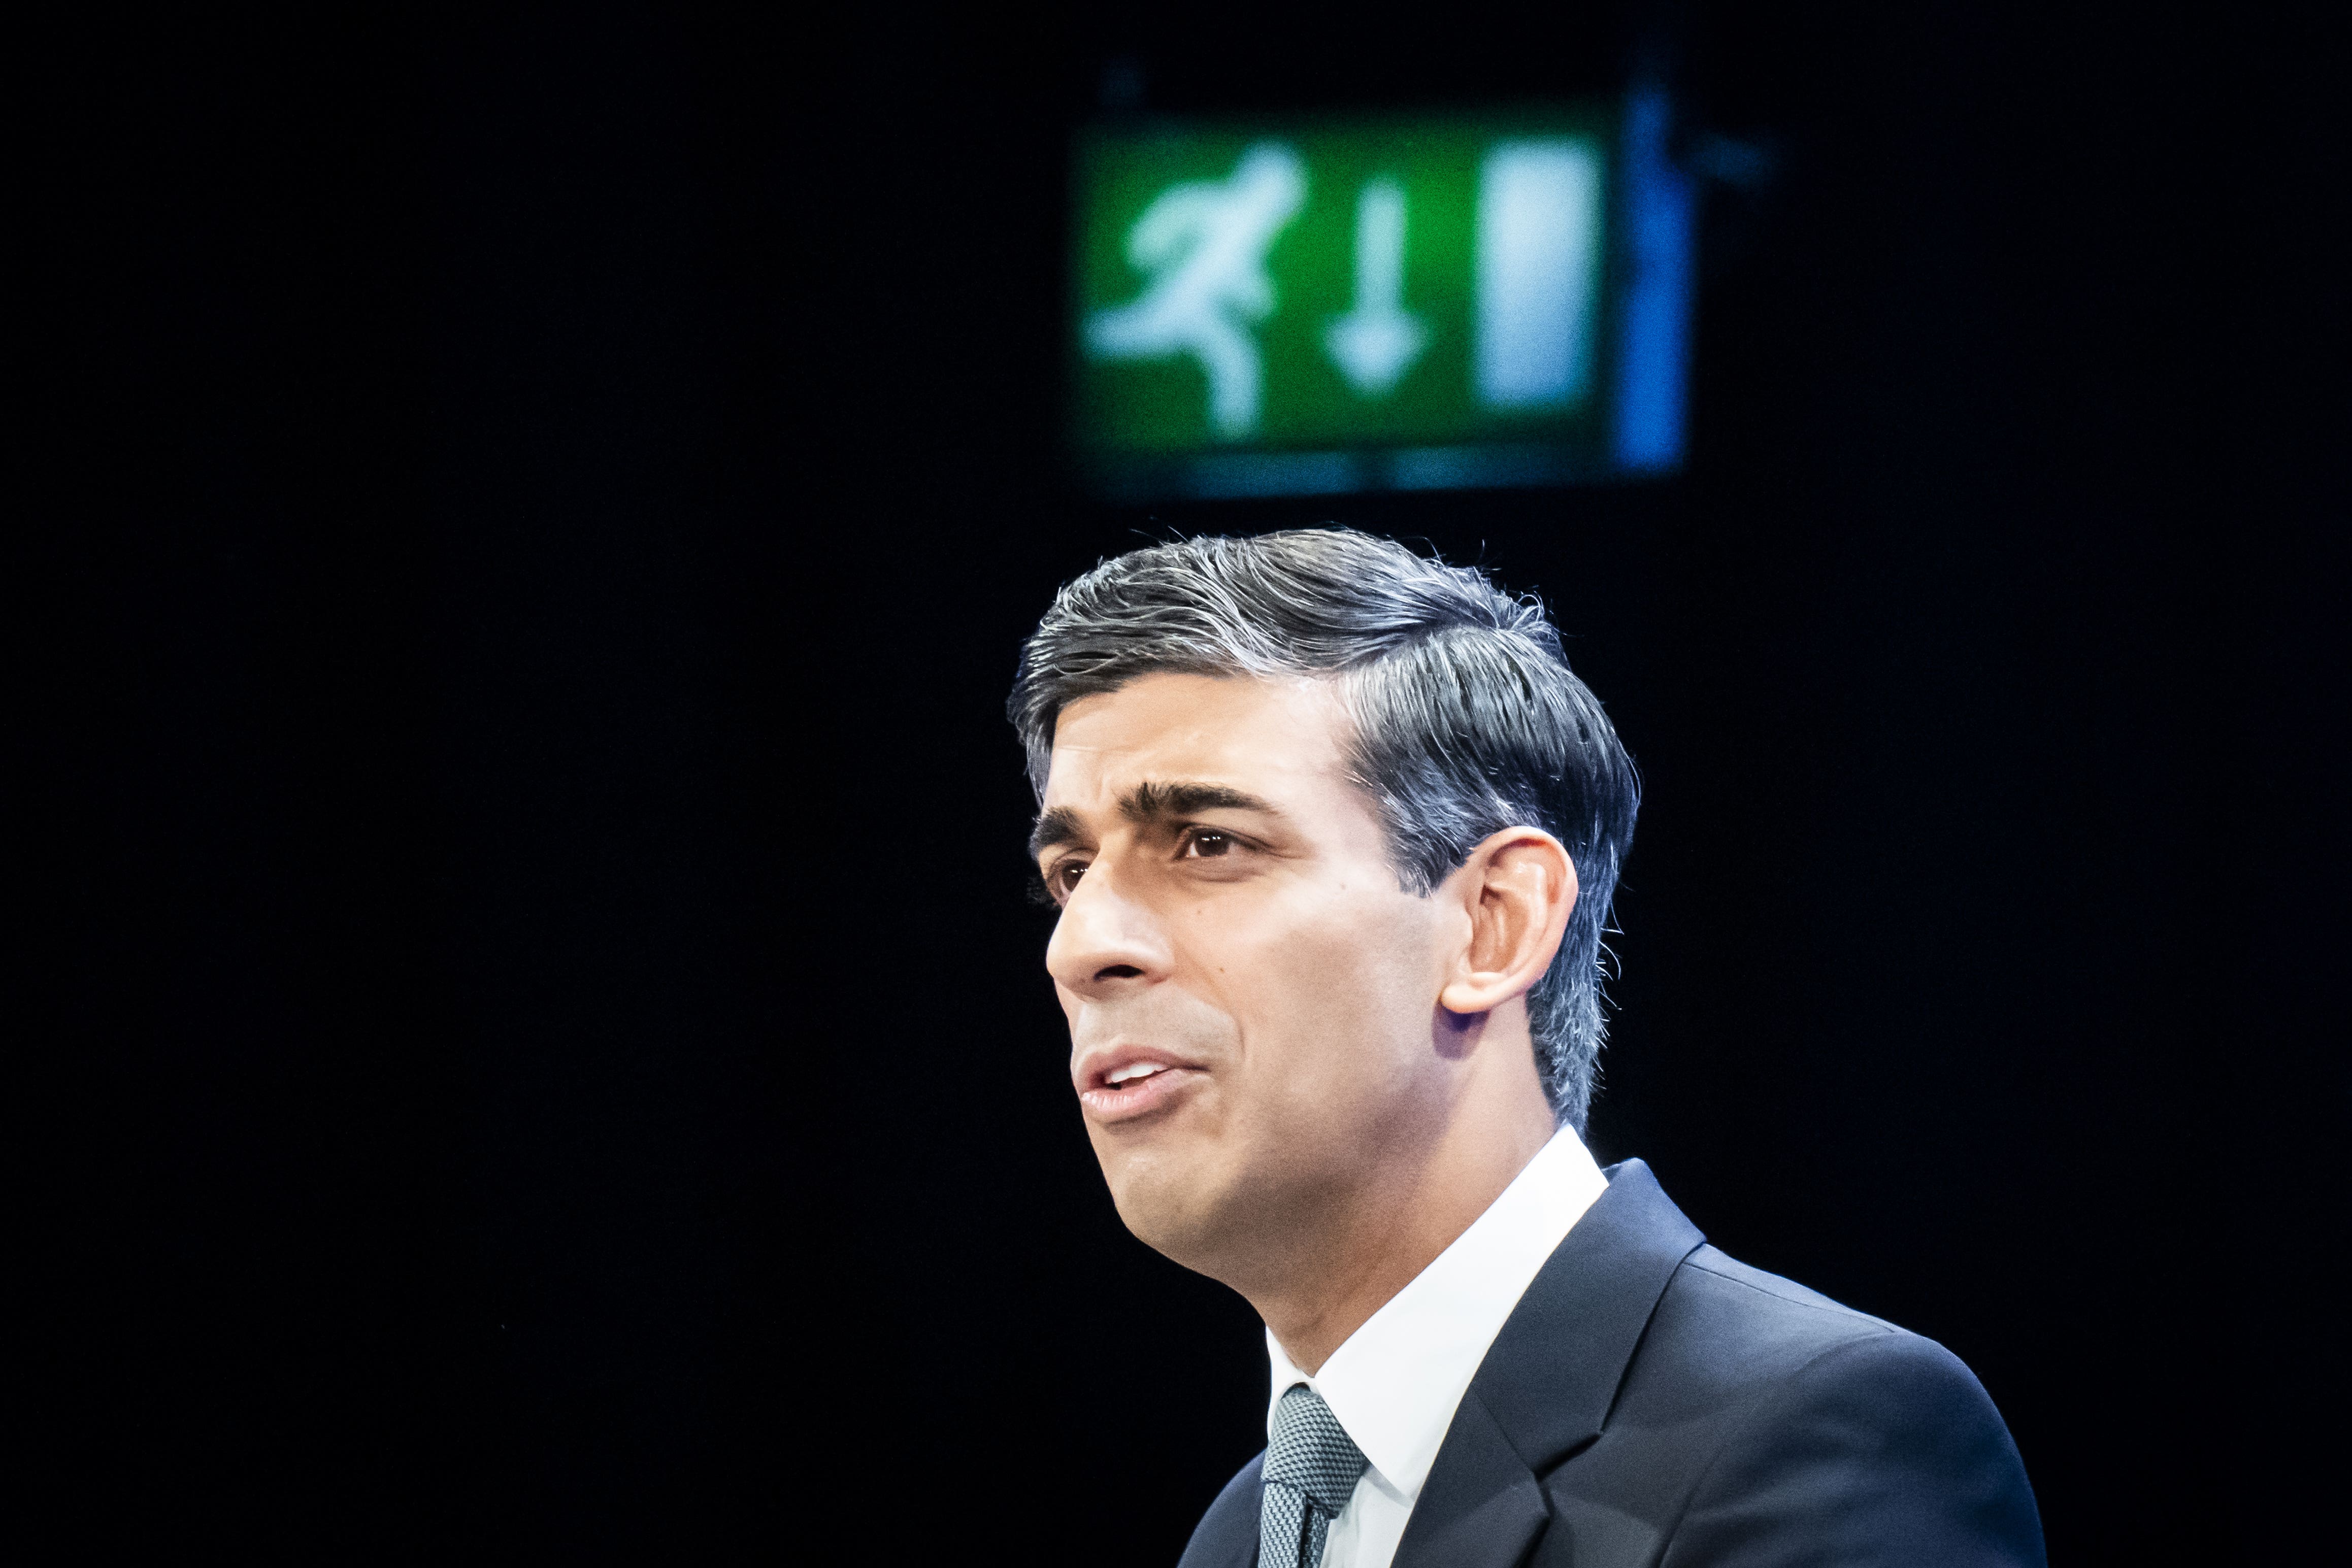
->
<box><xmin>1325</xmin><ymin>178</ymin><xmax>1428</xmax><ymax>397</ymax></box>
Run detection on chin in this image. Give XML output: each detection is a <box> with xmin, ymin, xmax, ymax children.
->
<box><xmin>1104</xmin><ymin>1149</ymin><xmax>1238</xmax><ymax>1272</ymax></box>
<box><xmin>1107</xmin><ymin>1142</ymin><xmax>1320</xmax><ymax>1292</ymax></box>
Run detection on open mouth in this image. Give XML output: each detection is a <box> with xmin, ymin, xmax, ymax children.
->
<box><xmin>1078</xmin><ymin>1056</ymin><xmax>1201</xmax><ymax>1122</ymax></box>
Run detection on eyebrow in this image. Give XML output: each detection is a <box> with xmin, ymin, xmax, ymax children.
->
<box><xmin>1027</xmin><ymin>779</ymin><xmax>1283</xmax><ymax>860</ymax></box>
<box><xmin>1028</xmin><ymin>806</ymin><xmax>1086</xmax><ymax>860</ymax></box>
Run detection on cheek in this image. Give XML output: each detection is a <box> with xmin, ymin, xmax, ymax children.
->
<box><xmin>1206</xmin><ymin>890</ymin><xmax>1439</xmax><ymax>1079</ymax></box>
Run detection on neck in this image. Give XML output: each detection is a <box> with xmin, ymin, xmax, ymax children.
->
<box><xmin>1248</xmin><ymin>1060</ymin><xmax>1559</xmax><ymax>1374</ymax></box>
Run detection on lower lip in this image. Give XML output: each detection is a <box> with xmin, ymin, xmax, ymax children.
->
<box><xmin>1078</xmin><ymin>1067</ymin><xmax>1203</xmax><ymax>1124</ymax></box>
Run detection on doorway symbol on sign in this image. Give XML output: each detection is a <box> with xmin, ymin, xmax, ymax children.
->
<box><xmin>1086</xmin><ymin>143</ymin><xmax>1307</xmax><ymax>439</ymax></box>
<box><xmin>1325</xmin><ymin>178</ymin><xmax>1428</xmax><ymax>397</ymax></box>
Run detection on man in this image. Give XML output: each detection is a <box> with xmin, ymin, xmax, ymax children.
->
<box><xmin>1010</xmin><ymin>529</ymin><xmax>2043</xmax><ymax>1568</ymax></box>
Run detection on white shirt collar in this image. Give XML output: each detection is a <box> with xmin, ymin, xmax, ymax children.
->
<box><xmin>1265</xmin><ymin>1125</ymin><xmax>1608</xmax><ymax>1502</ymax></box>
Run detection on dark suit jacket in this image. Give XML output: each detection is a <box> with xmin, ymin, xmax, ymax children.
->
<box><xmin>1177</xmin><ymin>1160</ymin><xmax>2042</xmax><ymax>1568</ymax></box>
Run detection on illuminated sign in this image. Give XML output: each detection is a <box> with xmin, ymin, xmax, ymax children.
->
<box><xmin>1071</xmin><ymin>94</ymin><xmax>1692</xmax><ymax>498</ymax></box>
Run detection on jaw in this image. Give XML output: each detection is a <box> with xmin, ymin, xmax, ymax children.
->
<box><xmin>1094</xmin><ymin>1115</ymin><xmax>1362</xmax><ymax>1297</ymax></box>
<box><xmin>1095</xmin><ymin>1124</ymin><xmax>1254</xmax><ymax>1276</ymax></box>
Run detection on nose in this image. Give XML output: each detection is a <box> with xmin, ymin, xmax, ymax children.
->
<box><xmin>1045</xmin><ymin>859</ymin><xmax>1173</xmax><ymax>996</ymax></box>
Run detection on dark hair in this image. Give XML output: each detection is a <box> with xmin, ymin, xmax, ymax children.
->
<box><xmin>1008</xmin><ymin>528</ymin><xmax>1639</xmax><ymax>1131</ymax></box>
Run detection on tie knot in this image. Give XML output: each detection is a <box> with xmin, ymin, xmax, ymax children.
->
<box><xmin>1263</xmin><ymin>1384</ymin><xmax>1369</xmax><ymax>1516</ymax></box>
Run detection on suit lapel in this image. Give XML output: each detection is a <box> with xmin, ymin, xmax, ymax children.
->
<box><xmin>1386</xmin><ymin>1389</ymin><xmax>1548</xmax><ymax>1568</ymax></box>
<box><xmin>1391</xmin><ymin>1160</ymin><xmax>1704</xmax><ymax>1568</ymax></box>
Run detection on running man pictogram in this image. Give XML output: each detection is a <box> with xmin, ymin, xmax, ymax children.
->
<box><xmin>1086</xmin><ymin>143</ymin><xmax>1308</xmax><ymax>439</ymax></box>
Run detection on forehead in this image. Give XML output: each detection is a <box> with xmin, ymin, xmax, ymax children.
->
<box><xmin>1042</xmin><ymin>672</ymin><xmax>1348</xmax><ymax>810</ymax></box>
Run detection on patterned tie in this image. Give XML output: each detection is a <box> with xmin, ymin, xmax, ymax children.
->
<box><xmin>1259</xmin><ymin>1384</ymin><xmax>1370</xmax><ymax>1568</ymax></box>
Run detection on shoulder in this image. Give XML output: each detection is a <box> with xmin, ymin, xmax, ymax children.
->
<box><xmin>1675</xmin><ymin>1243</ymin><xmax>1897</xmax><ymax>1335</ymax></box>
<box><xmin>1632</xmin><ymin>1243</ymin><xmax>2023</xmax><ymax>1474</ymax></box>
<box><xmin>1601</xmin><ymin>1247</ymin><xmax>2044</xmax><ymax>1566</ymax></box>
<box><xmin>1640</xmin><ymin>1244</ymin><xmax>1904</xmax><ymax>1380</ymax></box>
<box><xmin>1174</xmin><ymin>1449</ymin><xmax>1264</xmax><ymax>1568</ymax></box>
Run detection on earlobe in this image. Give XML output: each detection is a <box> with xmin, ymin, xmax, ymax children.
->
<box><xmin>1437</xmin><ymin>828</ymin><xmax>1578</xmax><ymax>1016</ymax></box>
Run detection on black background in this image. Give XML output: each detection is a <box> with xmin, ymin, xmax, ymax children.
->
<box><xmin>43</xmin><ymin>3</ymin><xmax>2338</xmax><ymax>1560</ymax></box>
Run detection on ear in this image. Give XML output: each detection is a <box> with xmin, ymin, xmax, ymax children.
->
<box><xmin>1437</xmin><ymin>827</ymin><xmax>1579</xmax><ymax>1017</ymax></box>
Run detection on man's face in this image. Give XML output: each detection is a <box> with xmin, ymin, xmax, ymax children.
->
<box><xmin>1034</xmin><ymin>672</ymin><xmax>1460</xmax><ymax>1280</ymax></box>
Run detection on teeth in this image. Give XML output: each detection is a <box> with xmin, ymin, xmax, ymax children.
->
<box><xmin>1108</xmin><ymin>1062</ymin><xmax>1166</xmax><ymax>1085</ymax></box>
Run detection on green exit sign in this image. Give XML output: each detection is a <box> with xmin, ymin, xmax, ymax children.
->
<box><xmin>1070</xmin><ymin>97</ymin><xmax>1693</xmax><ymax>498</ymax></box>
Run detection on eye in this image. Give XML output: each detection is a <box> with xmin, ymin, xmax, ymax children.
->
<box><xmin>1180</xmin><ymin>828</ymin><xmax>1235</xmax><ymax>859</ymax></box>
<box><xmin>1044</xmin><ymin>858</ymin><xmax>1088</xmax><ymax>902</ymax></box>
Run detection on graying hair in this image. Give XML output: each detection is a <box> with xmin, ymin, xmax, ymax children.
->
<box><xmin>1007</xmin><ymin>528</ymin><xmax>1640</xmax><ymax>1132</ymax></box>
